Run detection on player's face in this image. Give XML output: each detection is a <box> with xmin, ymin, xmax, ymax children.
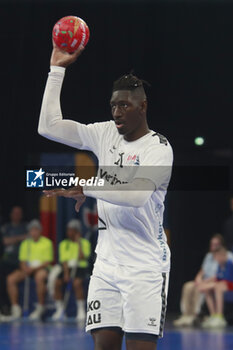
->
<box><xmin>209</xmin><ymin>238</ymin><xmax>221</xmax><ymax>252</ymax></box>
<box><xmin>30</xmin><ymin>228</ymin><xmax>41</xmax><ymax>241</ymax></box>
<box><xmin>10</xmin><ymin>206</ymin><xmax>23</xmax><ymax>224</ymax></box>
<box><xmin>67</xmin><ymin>228</ymin><xmax>76</xmax><ymax>240</ymax></box>
<box><xmin>110</xmin><ymin>90</ymin><xmax>146</xmax><ymax>139</ymax></box>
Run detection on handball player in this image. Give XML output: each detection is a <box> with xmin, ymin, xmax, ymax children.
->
<box><xmin>38</xmin><ymin>42</ymin><xmax>173</xmax><ymax>350</ymax></box>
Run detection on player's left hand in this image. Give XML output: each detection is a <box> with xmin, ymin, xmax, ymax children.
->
<box><xmin>43</xmin><ymin>187</ymin><xmax>86</xmax><ymax>212</ymax></box>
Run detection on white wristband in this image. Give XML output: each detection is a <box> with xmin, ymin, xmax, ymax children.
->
<box><xmin>50</xmin><ymin>65</ymin><xmax>66</xmax><ymax>74</ymax></box>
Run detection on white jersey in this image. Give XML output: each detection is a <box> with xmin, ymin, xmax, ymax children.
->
<box><xmin>38</xmin><ymin>68</ymin><xmax>173</xmax><ymax>273</ymax></box>
<box><xmin>77</xmin><ymin>120</ymin><xmax>173</xmax><ymax>272</ymax></box>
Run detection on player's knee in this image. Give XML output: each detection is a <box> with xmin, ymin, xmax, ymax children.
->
<box><xmin>126</xmin><ymin>333</ymin><xmax>158</xmax><ymax>350</ymax></box>
<box><xmin>215</xmin><ymin>282</ymin><xmax>225</xmax><ymax>291</ymax></box>
<box><xmin>184</xmin><ymin>281</ymin><xmax>194</xmax><ymax>290</ymax></box>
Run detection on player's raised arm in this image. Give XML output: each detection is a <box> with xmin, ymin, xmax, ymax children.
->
<box><xmin>38</xmin><ymin>43</ymin><xmax>84</xmax><ymax>147</ymax></box>
<box><xmin>38</xmin><ymin>43</ymin><xmax>109</xmax><ymax>155</ymax></box>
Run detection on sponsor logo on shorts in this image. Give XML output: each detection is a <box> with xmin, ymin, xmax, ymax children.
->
<box><xmin>148</xmin><ymin>317</ymin><xmax>157</xmax><ymax>327</ymax></box>
<box><xmin>87</xmin><ymin>300</ymin><xmax>101</xmax><ymax>326</ymax></box>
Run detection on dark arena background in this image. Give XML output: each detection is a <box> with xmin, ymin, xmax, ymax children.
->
<box><xmin>0</xmin><ymin>0</ymin><xmax>233</xmax><ymax>349</ymax></box>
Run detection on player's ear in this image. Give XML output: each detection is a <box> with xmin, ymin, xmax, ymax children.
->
<box><xmin>140</xmin><ymin>100</ymin><xmax>147</xmax><ymax>112</ymax></box>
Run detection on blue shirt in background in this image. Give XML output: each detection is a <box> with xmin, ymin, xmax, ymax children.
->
<box><xmin>217</xmin><ymin>259</ymin><xmax>233</xmax><ymax>282</ymax></box>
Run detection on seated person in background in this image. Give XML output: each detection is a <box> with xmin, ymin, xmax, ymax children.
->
<box><xmin>52</xmin><ymin>219</ymin><xmax>91</xmax><ymax>322</ymax></box>
<box><xmin>6</xmin><ymin>220</ymin><xmax>53</xmax><ymax>321</ymax></box>
<box><xmin>200</xmin><ymin>247</ymin><xmax>233</xmax><ymax>328</ymax></box>
<box><xmin>0</xmin><ymin>206</ymin><xmax>27</xmax><ymax>315</ymax></box>
<box><xmin>222</xmin><ymin>196</ymin><xmax>233</xmax><ymax>252</ymax></box>
<box><xmin>173</xmin><ymin>234</ymin><xmax>232</xmax><ymax>327</ymax></box>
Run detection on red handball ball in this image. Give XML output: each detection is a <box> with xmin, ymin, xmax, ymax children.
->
<box><xmin>52</xmin><ymin>15</ymin><xmax>90</xmax><ymax>53</ymax></box>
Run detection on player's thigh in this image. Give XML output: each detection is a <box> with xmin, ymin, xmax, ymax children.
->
<box><xmin>34</xmin><ymin>268</ymin><xmax>48</xmax><ymax>283</ymax></box>
<box><xmin>7</xmin><ymin>269</ymin><xmax>26</xmax><ymax>284</ymax></box>
<box><xmin>122</xmin><ymin>271</ymin><xmax>169</xmax><ymax>338</ymax></box>
<box><xmin>92</xmin><ymin>328</ymin><xmax>123</xmax><ymax>350</ymax></box>
<box><xmin>86</xmin><ymin>274</ymin><xmax>123</xmax><ymax>332</ymax></box>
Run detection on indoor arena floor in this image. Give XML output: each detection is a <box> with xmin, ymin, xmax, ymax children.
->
<box><xmin>0</xmin><ymin>320</ymin><xmax>233</xmax><ymax>350</ymax></box>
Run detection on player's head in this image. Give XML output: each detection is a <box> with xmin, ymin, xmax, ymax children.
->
<box><xmin>27</xmin><ymin>219</ymin><xmax>42</xmax><ymax>241</ymax></box>
<box><xmin>209</xmin><ymin>233</ymin><xmax>225</xmax><ymax>253</ymax></box>
<box><xmin>66</xmin><ymin>219</ymin><xmax>82</xmax><ymax>240</ymax></box>
<box><xmin>214</xmin><ymin>246</ymin><xmax>228</xmax><ymax>265</ymax></box>
<box><xmin>110</xmin><ymin>73</ymin><xmax>149</xmax><ymax>140</ymax></box>
<box><xmin>10</xmin><ymin>206</ymin><xmax>23</xmax><ymax>224</ymax></box>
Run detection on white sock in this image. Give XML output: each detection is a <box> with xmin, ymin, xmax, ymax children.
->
<box><xmin>12</xmin><ymin>304</ymin><xmax>20</xmax><ymax>312</ymax></box>
<box><xmin>77</xmin><ymin>300</ymin><xmax>85</xmax><ymax>312</ymax></box>
<box><xmin>55</xmin><ymin>300</ymin><xmax>64</xmax><ymax>309</ymax></box>
<box><xmin>38</xmin><ymin>304</ymin><xmax>45</xmax><ymax>310</ymax></box>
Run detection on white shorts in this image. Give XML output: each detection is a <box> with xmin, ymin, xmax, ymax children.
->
<box><xmin>86</xmin><ymin>257</ymin><xmax>169</xmax><ymax>337</ymax></box>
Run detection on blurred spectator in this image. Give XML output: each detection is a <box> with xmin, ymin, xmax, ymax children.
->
<box><xmin>222</xmin><ymin>196</ymin><xmax>233</xmax><ymax>251</ymax></box>
<box><xmin>173</xmin><ymin>234</ymin><xmax>233</xmax><ymax>327</ymax></box>
<box><xmin>52</xmin><ymin>219</ymin><xmax>91</xmax><ymax>322</ymax></box>
<box><xmin>6</xmin><ymin>220</ymin><xmax>53</xmax><ymax>321</ymax></box>
<box><xmin>0</xmin><ymin>234</ymin><xmax>4</xmax><ymax>259</ymax></box>
<box><xmin>200</xmin><ymin>247</ymin><xmax>233</xmax><ymax>328</ymax></box>
<box><xmin>0</xmin><ymin>206</ymin><xmax>27</xmax><ymax>314</ymax></box>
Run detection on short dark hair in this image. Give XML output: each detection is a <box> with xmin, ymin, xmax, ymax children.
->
<box><xmin>112</xmin><ymin>73</ymin><xmax>150</xmax><ymax>99</ymax></box>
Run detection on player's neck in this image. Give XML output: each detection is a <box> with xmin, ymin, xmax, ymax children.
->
<box><xmin>123</xmin><ymin>124</ymin><xmax>150</xmax><ymax>142</ymax></box>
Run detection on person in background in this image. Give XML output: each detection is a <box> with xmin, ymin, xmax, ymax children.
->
<box><xmin>200</xmin><ymin>247</ymin><xmax>233</xmax><ymax>328</ymax></box>
<box><xmin>222</xmin><ymin>196</ymin><xmax>233</xmax><ymax>252</ymax></box>
<box><xmin>0</xmin><ymin>234</ymin><xmax>4</xmax><ymax>259</ymax></box>
<box><xmin>0</xmin><ymin>206</ymin><xmax>27</xmax><ymax>315</ymax></box>
<box><xmin>6</xmin><ymin>220</ymin><xmax>53</xmax><ymax>321</ymax></box>
<box><xmin>173</xmin><ymin>234</ymin><xmax>233</xmax><ymax>327</ymax></box>
<box><xmin>52</xmin><ymin>219</ymin><xmax>91</xmax><ymax>322</ymax></box>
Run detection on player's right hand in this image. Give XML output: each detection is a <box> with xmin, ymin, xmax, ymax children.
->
<box><xmin>43</xmin><ymin>186</ymin><xmax>86</xmax><ymax>213</ymax></box>
<box><xmin>50</xmin><ymin>40</ymin><xmax>85</xmax><ymax>68</ymax></box>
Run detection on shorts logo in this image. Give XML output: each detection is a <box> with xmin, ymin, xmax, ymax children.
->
<box><xmin>87</xmin><ymin>300</ymin><xmax>101</xmax><ymax>326</ymax></box>
<box><xmin>148</xmin><ymin>317</ymin><xmax>157</xmax><ymax>327</ymax></box>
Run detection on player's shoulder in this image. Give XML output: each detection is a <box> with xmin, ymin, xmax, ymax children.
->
<box><xmin>59</xmin><ymin>239</ymin><xmax>68</xmax><ymax>246</ymax></box>
<box><xmin>148</xmin><ymin>131</ymin><xmax>172</xmax><ymax>148</ymax></box>
<box><xmin>203</xmin><ymin>252</ymin><xmax>212</xmax><ymax>261</ymax></box>
<box><xmin>20</xmin><ymin>239</ymin><xmax>27</xmax><ymax>247</ymax></box>
<box><xmin>40</xmin><ymin>236</ymin><xmax>52</xmax><ymax>245</ymax></box>
<box><xmin>143</xmin><ymin>131</ymin><xmax>173</xmax><ymax>156</ymax></box>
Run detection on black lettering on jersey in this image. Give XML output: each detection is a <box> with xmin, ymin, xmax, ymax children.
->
<box><xmin>152</xmin><ymin>133</ymin><xmax>168</xmax><ymax>145</ymax></box>
<box><xmin>98</xmin><ymin>217</ymin><xmax>107</xmax><ymax>231</ymax></box>
<box><xmin>114</xmin><ymin>152</ymin><xmax>124</xmax><ymax>168</ymax></box>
